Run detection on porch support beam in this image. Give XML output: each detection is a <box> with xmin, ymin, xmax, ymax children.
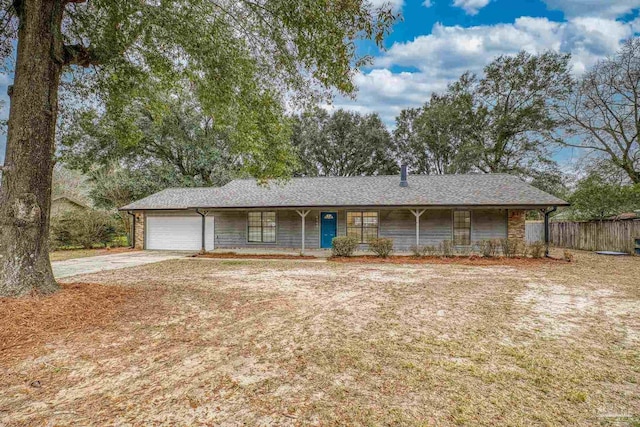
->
<box><xmin>410</xmin><ymin>209</ymin><xmax>426</xmax><ymax>247</ymax></box>
<box><xmin>195</xmin><ymin>208</ymin><xmax>209</xmax><ymax>253</ymax></box>
<box><xmin>127</xmin><ymin>210</ymin><xmax>135</xmax><ymax>248</ymax></box>
<box><xmin>296</xmin><ymin>210</ymin><xmax>311</xmax><ymax>254</ymax></box>
<box><xmin>541</xmin><ymin>206</ymin><xmax>557</xmax><ymax>257</ymax></box>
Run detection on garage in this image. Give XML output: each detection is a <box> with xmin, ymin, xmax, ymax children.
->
<box><xmin>146</xmin><ymin>215</ymin><xmax>214</xmax><ymax>251</ymax></box>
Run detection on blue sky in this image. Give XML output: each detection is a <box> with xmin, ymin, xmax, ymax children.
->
<box><xmin>1</xmin><ymin>0</ymin><xmax>640</xmax><ymax>165</ymax></box>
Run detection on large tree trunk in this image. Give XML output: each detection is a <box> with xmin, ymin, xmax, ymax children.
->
<box><xmin>0</xmin><ymin>0</ymin><xmax>65</xmax><ymax>296</ymax></box>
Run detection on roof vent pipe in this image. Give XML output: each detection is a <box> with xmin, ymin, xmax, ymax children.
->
<box><xmin>400</xmin><ymin>164</ymin><xmax>408</xmax><ymax>187</ymax></box>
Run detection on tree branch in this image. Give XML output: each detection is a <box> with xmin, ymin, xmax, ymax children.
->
<box><xmin>62</xmin><ymin>44</ymin><xmax>98</xmax><ymax>67</ymax></box>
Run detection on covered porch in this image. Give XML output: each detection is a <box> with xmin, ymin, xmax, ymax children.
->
<box><xmin>210</xmin><ymin>207</ymin><xmax>516</xmax><ymax>255</ymax></box>
<box><xmin>137</xmin><ymin>206</ymin><xmax>541</xmax><ymax>255</ymax></box>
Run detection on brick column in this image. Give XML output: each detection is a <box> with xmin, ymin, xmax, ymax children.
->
<box><xmin>507</xmin><ymin>209</ymin><xmax>525</xmax><ymax>244</ymax></box>
<box><xmin>134</xmin><ymin>212</ymin><xmax>145</xmax><ymax>249</ymax></box>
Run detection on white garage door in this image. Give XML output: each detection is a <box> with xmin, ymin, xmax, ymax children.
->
<box><xmin>146</xmin><ymin>215</ymin><xmax>214</xmax><ymax>251</ymax></box>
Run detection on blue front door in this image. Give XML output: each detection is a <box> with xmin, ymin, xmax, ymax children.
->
<box><xmin>321</xmin><ymin>212</ymin><xmax>337</xmax><ymax>248</ymax></box>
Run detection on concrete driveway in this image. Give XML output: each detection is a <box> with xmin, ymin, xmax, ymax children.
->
<box><xmin>52</xmin><ymin>251</ymin><xmax>189</xmax><ymax>278</ymax></box>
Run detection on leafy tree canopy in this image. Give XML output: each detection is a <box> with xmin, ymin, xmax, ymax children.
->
<box><xmin>393</xmin><ymin>51</ymin><xmax>571</xmax><ymax>197</ymax></box>
<box><xmin>568</xmin><ymin>173</ymin><xmax>640</xmax><ymax>221</ymax></box>
<box><xmin>1</xmin><ymin>0</ymin><xmax>397</xmax><ymax>179</ymax></box>
<box><xmin>529</xmin><ymin>169</ymin><xmax>570</xmax><ymax>200</ymax></box>
<box><xmin>60</xmin><ymin>87</ymin><xmax>252</xmax><ymax>189</ymax></box>
<box><xmin>87</xmin><ymin>166</ymin><xmax>172</xmax><ymax>211</ymax></box>
<box><xmin>394</xmin><ymin>51</ymin><xmax>571</xmax><ymax>180</ymax></box>
<box><xmin>394</xmin><ymin>93</ymin><xmax>475</xmax><ymax>175</ymax></box>
<box><xmin>448</xmin><ymin>50</ymin><xmax>572</xmax><ymax>177</ymax></box>
<box><xmin>291</xmin><ymin>107</ymin><xmax>398</xmax><ymax>177</ymax></box>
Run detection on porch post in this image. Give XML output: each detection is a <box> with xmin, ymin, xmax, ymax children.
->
<box><xmin>127</xmin><ymin>211</ymin><xmax>135</xmax><ymax>248</ymax></box>
<box><xmin>196</xmin><ymin>209</ymin><xmax>208</xmax><ymax>253</ymax></box>
<box><xmin>543</xmin><ymin>206</ymin><xmax>557</xmax><ymax>257</ymax></box>
<box><xmin>296</xmin><ymin>210</ymin><xmax>311</xmax><ymax>254</ymax></box>
<box><xmin>410</xmin><ymin>209</ymin><xmax>426</xmax><ymax>247</ymax></box>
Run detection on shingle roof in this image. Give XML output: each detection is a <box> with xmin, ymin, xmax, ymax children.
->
<box><xmin>52</xmin><ymin>195</ymin><xmax>91</xmax><ymax>208</ymax></box>
<box><xmin>120</xmin><ymin>174</ymin><xmax>569</xmax><ymax>210</ymax></box>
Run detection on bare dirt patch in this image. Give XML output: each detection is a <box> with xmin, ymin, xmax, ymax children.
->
<box><xmin>1</xmin><ymin>251</ymin><xmax>639</xmax><ymax>426</ymax></box>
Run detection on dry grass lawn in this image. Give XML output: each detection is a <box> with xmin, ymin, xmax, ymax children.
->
<box><xmin>49</xmin><ymin>247</ymin><xmax>137</xmax><ymax>262</ymax></box>
<box><xmin>1</xmin><ymin>250</ymin><xmax>639</xmax><ymax>426</ymax></box>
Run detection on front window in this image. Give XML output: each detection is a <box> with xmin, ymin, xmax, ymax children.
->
<box><xmin>453</xmin><ymin>210</ymin><xmax>471</xmax><ymax>246</ymax></box>
<box><xmin>248</xmin><ymin>211</ymin><xmax>276</xmax><ymax>243</ymax></box>
<box><xmin>347</xmin><ymin>211</ymin><xmax>379</xmax><ymax>243</ymax></box>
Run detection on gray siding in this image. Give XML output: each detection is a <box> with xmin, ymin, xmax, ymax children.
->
<box><xmin>471</xmin><ymin>209</ymin><xmax>507</xmax><ymax>242</ymax></box>
<box><xmin>212</xmin><ymin>211</ymin><xmax>247</xmax><ymax>248</ymax></box>
<box><xmin>276</xmin><ymin>210</ymin><xmax>319</xmax><ymax>249</ymax></box>
<box><xmin>421</xmin><ymin>209</ymin><xmax>454</xmax><ymax>248</ymax></box>
<box><xmin>214</xmin><ymin>209</ymin><xmax>322</xmax><ymax>249</ymax></box>
<box><xmin>380</xmin><ymin>209</ymin><xmax>414</xmax><ymax>250</ymax></box>
<box><xmin>144</xmin><ymin>207</ymin><xmax>508</xmax><ymax>251</ymax></box>
<box><xmin>379</xmin><ymin>209</ymin><xmax>457</xmax><ymax>250</ymax></box>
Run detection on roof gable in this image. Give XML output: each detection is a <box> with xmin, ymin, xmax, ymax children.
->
<box><xmin>52</xmin><ymin>196</ymin><xmax>90</xmax><ymax>209</ymax></box>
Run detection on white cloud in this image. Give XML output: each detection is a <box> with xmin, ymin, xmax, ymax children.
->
<box><xmin>452</xmin><ymin>0</ymin><xmax>490</xmax><ymax>15</ymax></box>
<box><xmin>378</xmin><ymin>17</ymin><xmax>634</xmax><ymax>76</ymax></box>
<box><xmin>561</xmin><ymin>17</ymin><xmax>633</xmax><ymax>73</ymax></box>
<box><xmin>338</xmin><ymin>17</ymin><xmax>637</xmax><ymax>127</ymax></box>
<box><xmin>331</xmin><ymin>70</ymin><xmax>450</xmax><ymax>125</ymax></box>
<box><xmin>423</xmin><ymin>0</ymin><xmax>433</xmax><ymax>7</ymax></box>
<box><xmin>543</xmin><ymin>0</ymin><xmax>640</xmax><ymax>18</ymax></box>
<box><xmin>377</xmin><ymin>18</ymin><xmax>567</xmax><ymax>78</ymax></box>
<box><xmin>369</xmin><ymin>0</ymin><xmax>404</xmax><ymax>12</ymax></box>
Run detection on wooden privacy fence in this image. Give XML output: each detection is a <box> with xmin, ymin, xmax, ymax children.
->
<box><xmin>525</xmin><ymin>221</ymin><xmax>544</xmax><ymax>244</ymax></box>
<box><xmin>550</xmin><ymin>221</ymin><xmax>640</xmax><ymax>253</ymax></box>
<box><xmin>526</xmin><ymin>220</ymin><xmax>640</xmax><ymax>253</ymax></box>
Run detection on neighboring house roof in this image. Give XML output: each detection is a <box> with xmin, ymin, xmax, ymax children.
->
<box><xmin>607</xmin><ymin>212</ymin><xmax>640</xmax><ymax>221</ymax></box>
<box><xmin>552</xmin><ymin>210</ymin><xmax>640</xmax><ymax>222</ymax></box>
<box><xmin>52</xmin><ymin>196</ymin><xmax>90</xmax><ymax>209</ymax></box>
<box><xmin>120</xmin><ymin>174</ymin><xmax>568</xmax><ymax>211</ymax></box>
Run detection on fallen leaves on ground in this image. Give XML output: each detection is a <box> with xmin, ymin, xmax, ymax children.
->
<box><xmin>0</xmin><ymin>283</ymin><xmax>142</xmax><ymax>362</ymax></box>
<box><xmin>0</xmin><ymin>251</ymin><xmax>638</xmax><ymax>426</ymax></box>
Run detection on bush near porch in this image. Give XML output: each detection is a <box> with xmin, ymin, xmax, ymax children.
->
<box><xmin>408</xmin><ymin>239</ymin><xmax>550</xmax><ymax>259</ymax></box>
<box><xmin>331</xmin><ymin>236</ymin><xmax>359</xmax><ymax>257</ymax></box>
<box><xmin>329</xmin><ymin>237</ymin><xmax>555</xmax><ymax>260</ymax></box>
<box><xmin>369</xmin><ymin>238</ymin><xmax>394</xmax><ymax>258</ymax></box>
